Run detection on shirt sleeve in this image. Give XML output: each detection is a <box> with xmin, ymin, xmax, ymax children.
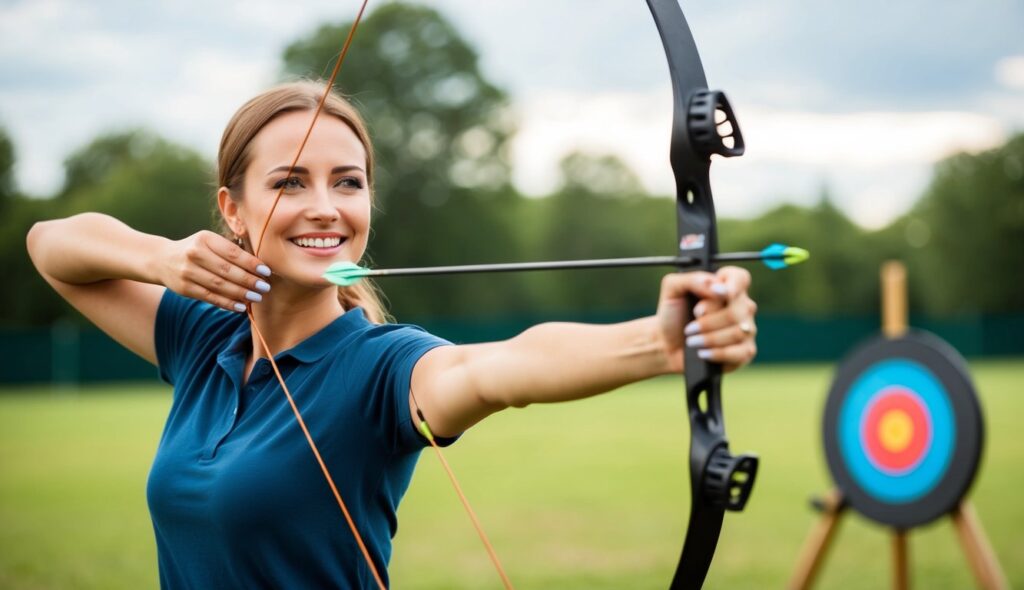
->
<box><xmin>355</xmin><ymin>324</ymin><xmax>456</xmax><ymax>455</ymax></box>
<box><xmin>153</xmin><ymin>289</ymin><xmax>233</xmax><ymax>386</ymax></box>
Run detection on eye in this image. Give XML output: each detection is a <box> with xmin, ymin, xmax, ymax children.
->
<box><xmin>336</xmin><ymin>176</ymin><xmax>365</xmax><ymax>190</ymax></box>
<box><xmin>272</xmin><ymin>176</ymin><xmax>304</xmax><ymax>191</ymax></box>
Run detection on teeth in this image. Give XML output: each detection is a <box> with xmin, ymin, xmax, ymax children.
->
<box><xmin>292</xmin><ymin>236</ymin><xmax>342</xmax><ymax>248</ymax></box>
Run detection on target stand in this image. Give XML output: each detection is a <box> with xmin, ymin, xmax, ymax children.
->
<box><xmin>788</xmin><ymin>262</ymin><xmax>1007</xmax><ymax>590</ymax></box>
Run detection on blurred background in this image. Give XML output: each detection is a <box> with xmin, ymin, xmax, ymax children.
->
<box><xmin>0</xmin><ymin>0</ymin><xmax>1021</xmax><ymax>588</ymax></box>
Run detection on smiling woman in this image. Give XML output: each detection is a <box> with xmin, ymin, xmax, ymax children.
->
<box><xmin>24</xmin><ymin>74</ymin><xmax>761</xmax><ymax>589</ymax></box>
<box><xmin>215</xmin><ymin>82</ymin><xmax>388</xmax><ymax>323</ymax></box>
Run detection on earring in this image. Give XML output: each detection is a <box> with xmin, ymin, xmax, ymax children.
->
<box><xmin>234</xmin><ymin>235</ymin><xmax>245</xmax><ymax>247</ymax></box>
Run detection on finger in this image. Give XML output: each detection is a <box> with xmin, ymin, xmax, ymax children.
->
<box><xmin>693</xmin><ymin>339</ymin><xmax>757</xmax><ymax>371</ymax></box>
<box><xmin>180</xmin><ymin>279</ymin><xmax>249</xmax><ymax>313</ymax></box>
<box><xmin>193</xmin><ymin>242</ymin><xmax>272</xmax><ymax>296</ymax></box>
<box><xmin>685</xmin><ymin>320</ymin><xmax>757</xmax><ymax>350</ymax></box>
<box><xmin>659</xmin><ymin>272</ymin><xmax>730</xmax><ymax>321</ymax></box>
<box><xmin>203</xmin><ymin>231</ymin><xmax>273</xmax><ymax>280</ymax></box>
<box><xmin>183</xmin><ymin>265</ymin><xmax>263</xmax><ymax>308</ymax></box>
<box><xmin>686</xmin><ymin>294</ymin><xmax>757</xmax><ymax>335</ymax></box>
<box><xmin>714</xmin><ymin>266</ymin><xmax>751</xmax><ymax>299</ymax></box>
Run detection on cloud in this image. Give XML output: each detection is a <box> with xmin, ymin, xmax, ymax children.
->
<box><xmin>995</xmin><ymin>55</ymin><xmax>1024</xmax><ymax>90</ymax></box>
<box><xmin>511</xmin><ymin>88</ymin><xmax>1007</xmax><ymax>227</ymax></box>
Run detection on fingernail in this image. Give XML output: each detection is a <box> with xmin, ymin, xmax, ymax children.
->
<box><xmin>256</xmin><ymin>264</ymin><xmax>272</xmax><ymax>277</ymax></box>
<box><xmin>246</xmin><ymin>290</ymin><xmax>262</xmax><ymax>302</ymax></box>
<box><xmin>685</xmin><ymin>321</ymin><xmax>701</xmax><ymax>335</ymax></box>
<box><xmin>255</xmin><ymin>279</ymin><xmax>271</xmax><ymax>293</ymax></box>
<box><xmin>233</xmin><ymin>302</ymin><xmax>247</xmax><ymax>312</ymax></box>
<box><xmin>711</xmin><ymin>283</ymin><xmax>730</xmax><ymax>296</ymax></box>
<box><xmin>693</xmin><ymin>302</ymin><xmax>706</xmax><ymax>318</ymax></box>
<box><xmin>686</xmin><ymin>334</ymin><xmax>706</xmax><ymax>348</ymax></box>
<box><xmin>698</xmin><ymin>349</ymin><xmax>713</xmax><ymax>360</ymax></box>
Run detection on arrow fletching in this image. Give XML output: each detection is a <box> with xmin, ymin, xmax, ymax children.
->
<box><xmin>760</xmin><ymin>243</ymin><xmax>810</xmax><ymax>270</ymax></box>
<box><xmin>323</xmin><ymin>261</ymin><xmax>373</xmax><ymax>286</ymax></box>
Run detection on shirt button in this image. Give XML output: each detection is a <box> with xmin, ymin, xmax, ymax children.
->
<box><xmin>259</xmin><ymin>364</ymin><xmax>271</xmax><ymax>376</ymax></box>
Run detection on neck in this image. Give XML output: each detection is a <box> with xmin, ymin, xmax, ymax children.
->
<box><xmin>247</xmin><ymin>284</ymin><xmax>345</xmax><ymax>361</ymax></box>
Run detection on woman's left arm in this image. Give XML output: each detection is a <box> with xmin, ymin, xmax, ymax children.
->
<box><xmin>411</xmin><ymin>267</ymin><xmax>757</xmax><ymax>437</ymax></box>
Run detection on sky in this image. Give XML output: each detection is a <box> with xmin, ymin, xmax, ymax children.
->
<box><xmin>1</xmin><ymin>0</ymin><xmax>1022</xmax><ymax>228</ymax></box>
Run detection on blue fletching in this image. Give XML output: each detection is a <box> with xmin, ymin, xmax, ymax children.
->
<box><xmin>761</xmin><ymin>243</ymin><xmax>788</xmax><ymax>270</ymax></box>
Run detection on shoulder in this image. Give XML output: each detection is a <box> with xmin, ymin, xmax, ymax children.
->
<box><xmin>157</xmin><ymin>289</ymin><xmax>247</xmax><ymax>346</ymax></box>
<box><xmin>155</xmin><ymin>290</ymin><xmax>247</xmax><ymax>383</ymax></box>
<box><xmin>328</xmin><ymin>312</ymin><xmax>451</xmax><ymax>386</ymax></box>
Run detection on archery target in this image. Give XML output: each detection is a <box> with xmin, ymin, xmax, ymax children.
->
<box><xmin>823</xmin><ymin>331</ymin><xmax>983</xmax><ymax>529</ymax></box>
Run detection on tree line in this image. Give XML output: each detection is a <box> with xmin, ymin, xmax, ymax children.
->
<box><xmin>2</xmin><ymin>2</ymin><xmax>1021</xmax><ymax>328</ymax></box>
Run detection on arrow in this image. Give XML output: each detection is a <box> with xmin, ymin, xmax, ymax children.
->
<box><xmin>323</xmin><ymin>244</ymin><xmax>809</xmax><ymax>287</ymax></box>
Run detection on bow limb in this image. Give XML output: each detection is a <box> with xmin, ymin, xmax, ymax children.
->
<box><xmin>645</xmin><ymin>1</ymin><xmax>758</xmax><ymax>588</ymax></box>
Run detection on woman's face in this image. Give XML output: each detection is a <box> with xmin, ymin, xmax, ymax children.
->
<box><xmin>228</xmin><ymin>110</ymin><xmax>371</xmax><ymax>289</ymax></box>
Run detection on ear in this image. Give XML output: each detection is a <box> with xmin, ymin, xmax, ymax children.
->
<box><xmin>217</xmin><ymin>186</ymin><xmax>246</xmax><ymax>238</ymax></box>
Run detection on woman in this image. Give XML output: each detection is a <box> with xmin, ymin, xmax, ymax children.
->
<box><xmin>27</xmin><ymin>81</ymin><xmax>759</xmax><ymax>588</ymax></box>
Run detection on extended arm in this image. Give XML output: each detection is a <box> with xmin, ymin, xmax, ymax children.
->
<box><xmin>411</xmin><ymin>268</ymin><xmax>757</xmax><ymax>437</ymax></box>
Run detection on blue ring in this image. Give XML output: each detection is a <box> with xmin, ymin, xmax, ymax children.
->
<box><xmin>837</xmin><ymin>359</ymin><xmax>955</xmax><ymax>503</ymax></box>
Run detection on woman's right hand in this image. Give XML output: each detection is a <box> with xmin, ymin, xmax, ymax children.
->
<box><xmin>158</xmin><ymin>230</ymin><xmax>272</xmax><ymax>313</ymax></box>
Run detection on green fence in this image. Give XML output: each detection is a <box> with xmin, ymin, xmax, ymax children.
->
<box><xmin>2</xmin><ymin>312</ymin><xmax>1022</xmax><ymax>385</ymax></box>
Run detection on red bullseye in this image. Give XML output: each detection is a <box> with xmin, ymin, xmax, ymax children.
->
<box><xmin>862</xmin><ymin>387</ymin><xmax>931</xmax><ymax>474</ymax></box>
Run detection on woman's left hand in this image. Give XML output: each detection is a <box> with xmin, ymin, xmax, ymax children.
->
<box><xmin>656</xmin><ymin>266</ymin><xmax>758</xmax><ymax>374</ymax></box>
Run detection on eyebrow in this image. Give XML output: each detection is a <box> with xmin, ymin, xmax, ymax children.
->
<box><xmin>266</xmin><ymin>165</ymin><xmax>365</xmax><ymax>176</ymax></box>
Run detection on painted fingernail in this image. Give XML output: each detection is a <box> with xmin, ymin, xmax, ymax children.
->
<box><xmin>685</xmin><ymin>321</ymin><xmax>701</xmax><ymax>335</ymax></box>
<box><xmin>686</xmin><ymin>334</ymin><xmax>706</xmax><ymax>348</ymax></box>
<box><xmin>256</xmin><ymin>264</ymin><xmax>272</xmax><ymax>277</ymax></box>
<box><xmin>698</xmin><ymin>349</ymin><xmax>713</xmax><ymax>360</ymax></box>
<box><xmin>255</xmin><ymin>279</ymin><xmax>271</xmax><ymax>293</ymax></box>
<box><xmin>233</xmin><ymin>302</ymin><xmax>247</xmax><ymax>312</ymax></box>
<box><xmin>245</xmin><ymin>290</ymin><xmax>262</xmax><ymax>302</ymax></box>
<box><xmin>711</xmin><ymin>283</ymin><xmax>730</xmax><ymax>296</ymax></box>
<box><xmin>693</xmin><ymin>302</ymin><xmax>706</xmax><ymax>318</ymax></box>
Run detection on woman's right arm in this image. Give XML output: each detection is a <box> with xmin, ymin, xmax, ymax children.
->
<box><xmin>27</xmin><ymin>213</ymin><xmax>269</xmax><ymax>365</ymax></box>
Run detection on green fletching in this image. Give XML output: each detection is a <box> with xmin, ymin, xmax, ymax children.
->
<box><xmin>322</xmin><ymin>261</ymin><xmax>372</xmax><ymax>286</ymax></box>
<box><xmin>418</xmin><ymin>420</ymin><xmax>435</xmax><ymax>442</ymax></box>
<box><xmin>760</xmin><ymin>243</ymin><xmax>809</xmax><ymax>270</ymax></box>
<box><xmin>783</xmin><ymin>246</ymin><xmax>810</xmax><ymax>266</ymax></box>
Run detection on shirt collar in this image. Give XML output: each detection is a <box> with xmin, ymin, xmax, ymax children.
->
<box><xmin>278</xmin><ymin>307</ymin><xmax>370</xmax><ymax>363</ymax></box>
<box><xmin>216</xmin><ymin>306</ymin><xmax>371</xmax><ymax>380</ymax></box>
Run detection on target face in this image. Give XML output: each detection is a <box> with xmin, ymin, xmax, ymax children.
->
<box><xmin>823</xmin><ymin>331</ymin><xmax>983</xmax><ymax>529</ymax></box>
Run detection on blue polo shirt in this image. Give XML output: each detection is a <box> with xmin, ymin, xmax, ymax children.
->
<box><xmin>148</xmin><ymin>289</ymin><xmax>451</xmax><ymax>589</ymax></box>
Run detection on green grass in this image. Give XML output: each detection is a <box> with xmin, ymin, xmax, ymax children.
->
<box><xmin>1</xmin><ymin>361</ymin><xmax>1022</xmax><ymax>589</ymax></box>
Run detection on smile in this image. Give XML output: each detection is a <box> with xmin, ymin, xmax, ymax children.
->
<box><xmin>291</xmin><ymin>236</ymin><xmax>344</xmax><ymax>249</ymax></box>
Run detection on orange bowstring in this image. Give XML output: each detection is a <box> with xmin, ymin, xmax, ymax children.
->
<box><xmin>249</xmin><ymin>1</ymin><xmax>513</xmax><ymax>588</ymax></box>
<box><xmin>248</xmin><ymin>1</ymin><xmax>385</xmax><ymax>589</ymax></box>
<box><xmin>410</xmin><ymin>391</ymin><xmax>515</xmax><ymax>589</ymax></box>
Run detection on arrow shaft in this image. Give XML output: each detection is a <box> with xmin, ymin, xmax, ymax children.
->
<box><xmin>362</xmin><ymin>252</ymin><xmax>782</xmax><ymax>279</ymax></box>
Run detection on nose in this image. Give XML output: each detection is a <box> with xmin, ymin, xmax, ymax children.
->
<box><xmin>307</xmin><ymin>186</ymin><xmax>340</xmax><ymax>223</ymax></box>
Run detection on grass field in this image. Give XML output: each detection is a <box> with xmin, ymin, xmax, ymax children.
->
<box><xmin>1</xmin><ymin>361</ymin><xmax>1021</xmax><ymax>589</ymax></box>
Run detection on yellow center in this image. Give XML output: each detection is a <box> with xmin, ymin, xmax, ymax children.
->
<box><xmin>878</xmin><ymin>410</ymin><xmax>913</xmax><ymax>452</ymax></box>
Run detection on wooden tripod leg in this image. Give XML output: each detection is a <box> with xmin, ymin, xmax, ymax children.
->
<box><xmin>788</xmin><ymin>490</ymin><xmax>847</xmax><ymax>590</ymax></box>
<box><xmin>892</xmin><ymin>529</ymin><xmax>909</xmax><ymax>590</ymax></box>
<box><xmin>951</xmin><ymin>501</ymin><xmax>1008</xmax><ymax>590</ymax></box>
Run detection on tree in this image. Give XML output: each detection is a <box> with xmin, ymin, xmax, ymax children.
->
<box><xmin>1</xmin><ymin>130</ymin><xmax>212</xmax><ymax>327</ymax></box>
<box><xmin>0</xmin><ymin>126</ymin><xmax>15</xmax><ymax>209</ymax></box>
<box><xmin>903</xmin><ymin>133</ymin><xmax>1024</xmax><ymax>313</ymax></box>
<box><xmin>280</xmin><ymin>2</ymin><xmax>530</xmax><ymax>318</ymax></box>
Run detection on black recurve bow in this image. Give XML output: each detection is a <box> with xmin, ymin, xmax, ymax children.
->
<box><xmin>646</xmin><ymin>1</ymin><xmax>760</xmax><ymax>588</ymax></box>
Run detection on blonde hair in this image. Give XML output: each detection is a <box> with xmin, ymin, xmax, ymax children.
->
<box><xmin>217</xmin><ymin>81</ymin><xmax>390</xmax><ymax>323</ymax></box>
